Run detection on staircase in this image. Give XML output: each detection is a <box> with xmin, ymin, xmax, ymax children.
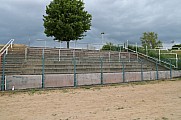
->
<box><xmin>0</xmin><ymin>44</ymin><xmax>169</xmax><ymax>75</ymax></box>
<box><xmin>0</xmin><ymin>44</ymin><xmax>26</xmax><ymax>75</ymax></box>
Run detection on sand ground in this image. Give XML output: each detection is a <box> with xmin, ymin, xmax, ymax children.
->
<box><xmin>0</xmin><ymin>79</ymin><xmax>181</xmax><ymax>120</ymax></box>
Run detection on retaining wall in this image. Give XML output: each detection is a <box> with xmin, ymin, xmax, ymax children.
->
<box><xmin>1</xmin><ymin>70</ymin><xmax>181</xmax><ymax>90</ymax></box>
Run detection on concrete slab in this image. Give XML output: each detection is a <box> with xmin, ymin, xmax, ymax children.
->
<box><xmin>6</xmin><ymin>75</ymin><xmax>41</xmax><ymax>90</ymax></box>
<box><xmin>45</xmin><ymin>74</ymin><xmax>74</xmax><ymax>87</ymax></box>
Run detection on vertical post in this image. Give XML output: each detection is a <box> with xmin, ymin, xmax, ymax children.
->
<box><xmin>136</xmin><ymin>43</ymin><xmax>138</xmax><ymax>61</ymax></box>
<box><xmin>176</xmin><ymin>53</ymin><xmax>178</xmax><ymax>68</ymax></box>
<box><xmin>73</xmin><ymin>57</ymin><xmax>77</xmax><ymax>87</ymax></box>
<box><xmin>100</xmin><ymin>58</ymin><xmax>103</xmax><ymax>85</ymax></box>
<box><xmin>129</xmin><ymin>53</ymin><xmax>130</xmax><ymax>62</ymax></box>
<box><xmin>1</xmin><ymin>53</ymin><xmax>6</xmax><ymax>91</ymax></box>
<box><xmin>156</xmin><ymin>61</ymin><xmax>159</xmax><ymax>80</ymax></box>
<box><xmin>127</xmin><ymin>40</ymin><xmax>128</xmax><ymax>49</ymax></box>
<box><xmin>141</xmin><ymin>60</ymin><xmax>143</xmax><ymax>81</ymax></box>
<box><xmin>158</xmin><ymin>49</ymin><xmax>160</xmax><ymax>62</ymax></box>
<box><xmin>73</xmin><ymin>49</ymin><xmax>75</xmax><ymax>58</ymax></box>
<box><xmin>122</xmin><ymin>62</ymin><xmax>125</xmax><ymax>83</ymax></box>
<box><xmin>101</xmin><ymin>32</ymin><xmax>104</xmax><ymax>46</ymax></box>
<box><xmin>25</xmin><ymin>47</ymin><xmax>27</xmax><ymax>61</ymax></box>
<box><xmin>170</xmin><ymin>60</ymin><xmax>172</xmax><ymax>79</ymax></box>
<box><xmin>45</xmin><ymin>41</ymin><xmax>47</xmax><ymax>49</ymax></box>
<box><xmin>6</xmin><ymin>48</ymin><xmax>8</xmax><ymax>54</ymax></box>
<box><xmin>42</xmin><ymin>48</ymin><xmax>45</xmax><ymax>88</ymax></box>
<box><xmin>119</xmin><ymin>52</ymin><xmax>120</xmax><ymax>62</ymax></box>
<box><xmin>5</xmin><ymin>76</ymin><xmax>6</xmax><ymax>90</ymax></box>
<box><xmin>74</xmin><ymin>40</ymin><xmax>77</xmax><ymax>48</ymax></box>
<box><xmin>127</xmin><ymin>40</ymin><xmax>129</xmax><ymax>52</ymax></box>
<box><xmin>59</xmin><ymin>49</ymin><xmax>60</xmax><ymax>61</ymax></box>
<box><xmin>109</xmin><ymin>52</ymin><xmax>110</xmax><ymax>62</ymax></box>
<box><xmin>11</xmin><ymin>41</ymin><xmax>13</xmax><ymax>48</ymax></box>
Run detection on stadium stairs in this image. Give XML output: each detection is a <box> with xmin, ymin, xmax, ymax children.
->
<box><xmin>0</xmin><ymin>44</ymin><xmax>169</xmax><ymax>75</ymax></box>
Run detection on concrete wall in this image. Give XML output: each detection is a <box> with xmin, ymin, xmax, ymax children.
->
<box><xmin>45</xmin><ymin>74</ymin><xmax>74</xmax><ymax>87</ymax></box>
<box><xmin>6</xmin><ymin>75</ymin><xmax>41</xmax><ymax>90</ymax></box>
<box><xmin>2</xmin><ymin>70</ymin><xmax>181</xmax><ymax>90</ymax></box>
<box><xmin>77</xmin><ymin>73</ymin><xmax>101</xmax><ymax>85</ymax></box>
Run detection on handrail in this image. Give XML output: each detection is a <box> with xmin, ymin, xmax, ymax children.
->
<box><xmin>0</xmin><ymin>39</ymin><xmax>14</xmax><ymax>56</ymax></box>
<box><xmin>127</xmin><ymin>47</ymin><xmax>176</xmax><ymax>68</ymax></box>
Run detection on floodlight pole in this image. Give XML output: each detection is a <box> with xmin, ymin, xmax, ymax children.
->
<box><xmin>101</xmin><ymin>32</ymin><xmax>105</xmax><ymax>45</ymax></box>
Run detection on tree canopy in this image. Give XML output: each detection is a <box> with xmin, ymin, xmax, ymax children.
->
<box><xmin>172</xmin><ymin>44</ymin><xmax>181</xmax><ymax>50</ymax></box>
<box><xmin>101</xmin><ymin>42</ymin><xmax>120</xmax><ymax>51</ymax></box>
<box><xmin>140</xmin><ymin>32</ymin><xmax>162</xmax><ymax>49</ymax></box>
<box><xmin>43</xmin><ymin>0</ymin><xmax>92</xmax><ymax>48</ymax></box>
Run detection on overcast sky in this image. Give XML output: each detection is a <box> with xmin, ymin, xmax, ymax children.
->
<box><xmin>0</xmin><ymin>0</ymin><xmax>180</xmax><ymax>48</ymax></box>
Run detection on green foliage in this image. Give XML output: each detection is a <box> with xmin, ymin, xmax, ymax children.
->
<box><xmin>172</xmin><ymin>44</ymin><xmax>181</xmax><ymax>50</ymax></box>
<box><xmin>140</xmin><ymin>32</ymin><xmax>163</xmax><ymax>49</ymax></box>
<box><xmin>101</xmin><ymin>42</ymin><xmax>122</xmax><ymax>51</ymax></box>
<box><xmin>43</xmin><ymin>0</ymin><xmax>92</xmax><ymax>48</ymax></box>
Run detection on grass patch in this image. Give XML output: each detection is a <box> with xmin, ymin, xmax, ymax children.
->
<box><xmin>28</xmin><ymin>89</ymin><xmax>40</xmax><ymax>95</ymax></box>
<box><xmin>61</xmin><ymin>89</ymin><xmax>69</xmax><ymax>93</ymax></box>
<box><xmin>162</xmin><ymin>117</ymin><xmax>169</xmax><ymax>120</ymax></box>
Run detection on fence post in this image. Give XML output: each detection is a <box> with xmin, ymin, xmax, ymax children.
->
<box><xmin>100</xmin><ymin>58</ymin><xmax>103</xmax><ymax>85</ymax></box>
<box><xmin>1</xmin><ymin>53</ymin><xmax>6</xmax><ymax>91</ymax></box>
<box><xmin>156</xmin><ymin>60</ymin><xmax>159</xmax><ymax>80</ymax></box>
<box><xmin>109</xmin><ymin>52</ymin><xmax>110</xmax><ymax>62</ymax></box>
<box><xmin>141</xmin><ymin>60</ymin><xmax>143</xmax><ymax>81</ymax></box>
<box><xmin>122</xmin><ymin>62</ymin><xmax>125</xmax><ymax>82</ymax></box>
<box><xmin>42</xmin><ymin>48</ymin><xmax>45</xmax><ymax>88</ymax></box>
<box><xmin>58</xmin><ymin>49</ymin><xmax>60</xmax><ymax>61</ymax></box>
<box><xmin>73</xmin><ymin>57</ymin><xmax>77</xmax><ymax>87</ymax></box>
<box><xmin>25</xmin><ymin>47</ymin><xmax>27</xmax><ymax>61</ymax></box>
<box><xmin>170</xmin><ymin>60</ymin><xmax>172</xmax><ymax>79</ymax></box>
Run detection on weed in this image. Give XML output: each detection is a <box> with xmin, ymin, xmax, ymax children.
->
<box><xmin>162</xmin><ymin>117</ymin><xmax>169</xmax><ymax>120</ymax></box>
<box><xmin>82</xmin><ymin>86</ymin><xmax>91</xmax><ymax>89</ymax></box>
<box><xmin>52</xmin><ymin>113</ymin><xmax>57</xmax><ymax>116</ymax></box>
<box><xmin>62</xmin><ymin>89</ymin><xmax>69</xmax><ymax>93</ymax></box>
<box><xmin>133</xmin><ymin>118</ymin><xmax>140</xmax><ymax>120</ymax></box>
<box><xmin>28</xmin><ymin>89</ymin><xmax>36</xmax><ymax>95</ymax></box>
<box><xmin>93</xmin><ymin>87</ymin><xmax>101</xmax><ymax>90</ymax></box>
<box><xmin>116</xmin><ymin>107</ymin><xmax>124</xmax><ymax>110</ymax></box>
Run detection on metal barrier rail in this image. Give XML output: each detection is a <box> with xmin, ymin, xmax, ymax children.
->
<box><xmin>0</xmin><ymin>39</ymin><xmax>14</xmax><ymax>91</ymax></box>
<box><xmin>0</xmin><ymin>39</ymin><xmax>14</xmax><ymax>56</ymax></box>
<box><xmin>127</xmin><ymin>47</ymin><xmax>175</xmax><ymax>68</ymax></box>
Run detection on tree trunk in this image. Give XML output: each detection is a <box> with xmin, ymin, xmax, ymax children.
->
<box><xmin>67</xmin><ymin>41</ymin><xmax>69</xmax><ymax>49</ymax></box>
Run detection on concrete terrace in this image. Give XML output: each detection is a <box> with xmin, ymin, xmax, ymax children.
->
<box><xmin>0</xmin><ymin>44</ymin><xmax>168</xmax><ymax>76</ymax></box>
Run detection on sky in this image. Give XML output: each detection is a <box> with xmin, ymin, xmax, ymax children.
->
<box><xmin>0</xmin><ymin>0</ymin><xmax>181</xmax><ymax>49</ymax></box>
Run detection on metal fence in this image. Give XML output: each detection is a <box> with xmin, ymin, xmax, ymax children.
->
<box><xmin>1</xmin><ymin>48</ymin><xmax>181</xmax><ymax>91</ymax></box>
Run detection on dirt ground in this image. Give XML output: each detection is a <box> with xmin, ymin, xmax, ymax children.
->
<box><xmin>0</xmin><ymin>79</ymin><xmax>181</xmax><ymax>120</ymax></box>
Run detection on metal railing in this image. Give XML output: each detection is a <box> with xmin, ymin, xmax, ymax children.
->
<box><xmin>126</xmin><ymin>47</ymin><xmax>175</xmax><ymax>69</ymax></box>
<box><xmin>0</xmin><ymin>39</ymin><xmax>14</xmax><ymax>56</ymax></box>
<box><xmin>0</xmin><ymin>39</ymin><xmax>14</xmax><ymax>91</ymax></box>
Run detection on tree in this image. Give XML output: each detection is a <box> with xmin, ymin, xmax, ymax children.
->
<box><xmin>101</xmin><ymin>42</ymin><xmax>120</xmax><ymax>51</ymax></box>
<box><xmin>43</xmin><ymin>0</ymin><xmax>92</xmax><ymax>48</ymax></box>
<box><xmin>140</xmin><ymin>32</ymin><xmax>162</xmax><ymax>49</ymax></box>
<box><xmin>171</xmin><ymin>44</ymin><xmax>181</xmax><ymax>50</ymax></box>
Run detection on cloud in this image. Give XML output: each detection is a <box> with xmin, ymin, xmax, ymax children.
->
<box><xmin>85</xmin><ymin>0</ymin><xmax>181</xmax><ymax>46</ymax></box>
<box><xmin>0</xmin><ymin>0</ymin><xmax>180</xmax><ymax>48</ymax></box>
<box><xmin>0</xmin><ymin>0</ymin><xmax>50</xmax><ymax>44</ymax></box>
